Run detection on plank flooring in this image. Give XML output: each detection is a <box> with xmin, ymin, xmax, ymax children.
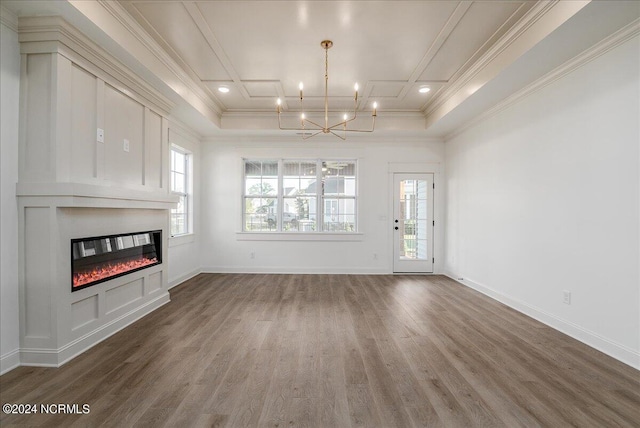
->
<box><xmin>1</xmin><ymin>274</ymin><xmax>639</xmax><ymax>427</ymax></box>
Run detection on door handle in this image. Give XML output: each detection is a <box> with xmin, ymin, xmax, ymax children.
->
<box><xmin>395</xmin><ymin>219</ymin><xmax>399</xmax><ymax>223</ymax></box>
<box><xmin>394</xmin><ymin>226</ymin><xmax>399</xmax><ymax>230</ymax></box>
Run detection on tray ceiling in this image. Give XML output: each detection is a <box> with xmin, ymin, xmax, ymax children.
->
<box><xmin>119</xmin><ymin>0</ymin><xmax>534</xmax><ymax>113</ymax></box>
<box><xmin>4</xmin><ymin>1</ymin><xmax>638</xmax><ymax>136</ymax></box>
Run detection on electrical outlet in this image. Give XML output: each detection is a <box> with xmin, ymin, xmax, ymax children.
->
<box><xmin>97</xmin><ymin>128</ymin><xmax>104</xmax><ymax>143</ymax></box>
<box><xmin>123</xmin><ymin>139</ymin><xmax>130</xmax><ymax>152</ymax></box>
<box><xmin>563</xmin><ymin>290</ymin><xmax>571</xmax><ymax>305</ymax></box>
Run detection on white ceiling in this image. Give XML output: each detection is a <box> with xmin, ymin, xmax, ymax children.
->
<box><xmin>3</xmin><ymin>1</ymin><xmax>639</xmax><ymax>138</ymax></box>
<box><xmin>120</xmin><ymin>0</ymin><xmax>533</xmax><ymax>113</ymax></box>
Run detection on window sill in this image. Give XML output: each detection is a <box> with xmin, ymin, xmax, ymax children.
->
<box><xmin>236</xmin><ymin>232</ymin><xmax>363</xmax><ymax>242</ymax></box>
<box><xmin>169</xmin><ymin>233</ymin><xmax>195</xmax><ymax>247</ymax></box>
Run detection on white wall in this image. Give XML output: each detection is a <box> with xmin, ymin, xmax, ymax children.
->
<box><xmin>0</xmin><ymin>18</ymin><xmax>21</xmax><ymax>374</ymax></box>
<box><xmin>444</xmin><ymin>35</ymin><xmax>639</xmax><ymax>368</ymax></box>
<box><xmin>200</xmin><ymin>137</ymin><xmax>444</xmax><ymax>274</ymax></box>
<box><xmin>167</xmin><ymin>124</ymin><xmax>202</xmax><ymax>287</ymax></box>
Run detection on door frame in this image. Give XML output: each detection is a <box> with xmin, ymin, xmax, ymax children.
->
<box><xmin>388</xmin><ymin>162</ymin><xmax>441</xmax><ymax>274</ymax></box>
<box><xmin>392</xmin><ymin>173</ymin><xmax>434</xmax><ymax>273</ymax></box>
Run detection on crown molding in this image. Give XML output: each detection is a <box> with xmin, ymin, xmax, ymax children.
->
<box><xmin>0</xmin><ymin>5</ymin><xmax>18</xmax><ymax>32</ymax></box>
<box><xmin>445</xmin><ymin>18</ymin><xmax>640</xmax><ymax>141</ymax></box>
<box><xmin>219</xmin><ymin>109</ymin><xmax>427</xmax><ymax>133</ymax></box>
<box><xmin>423</xmin><ymin>1</ymin><xmax>589</xmax><ymax>129</ymax></box>
<box><xmin>18</xmin><ymin>15</ymin><xmax>175</xmax><ymax>115</ymax></box>
<box><xmin>221</xmin><ymin>110</ymin><xmax>426</xmax><ymax>119</ymax></box>
<box><xmin>97</xmin><ymin>0</ymin><xmax>223</xmax><ymax>118</ymax></box>
<box><xmin>423</xmin><ymin>1</ymin><xmax>558</xmax><ymax>117</ymax></box>
<box><xmin>202</xmin><ymin>133</ymin><xmax>443</xmax><ymax>145</ymax></box>
<box><xmin>64</xmin><ymin>0</ymin><xmax>222</xmax><ymax>128</ymax></box>
<box><xmin>118</xmin><ymin>1</ymin><xmax>227</xmax><ymax>110</ymax></box>
<box><xmin>168</xmin><ymin>117</ymin><xmax>203</xmax><ymax>144</ymax></box>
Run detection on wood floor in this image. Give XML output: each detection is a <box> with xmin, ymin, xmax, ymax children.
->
<box><xmin>1</xmin><ymin>274</ymin><xmax>639</xmax><ymax>427</ymax></box>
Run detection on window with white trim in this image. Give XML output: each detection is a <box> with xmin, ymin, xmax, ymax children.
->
<box><xmin>170</xmin><ymin>146</ymin><xmax>191</xmax><ymax>236</ymax></box>
<box><xmin>243</xmin><ymin>159</ymin><xmax>357</xmax><ymax>232</ymax></box>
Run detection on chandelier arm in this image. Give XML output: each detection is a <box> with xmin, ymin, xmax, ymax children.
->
<box><xmin>328</xmin><ymin>116</ymin><xmax>359</xmax><ymax>131</ymax></box>
<box><xmin>335</xmin><ymin>100</ymin><xmax>359</xmax><ymax>129</ymax></box>
<box><xmin>330</xmin><ymin>115</ymin><xmax>376</xmax><ymax>133</ymax></box>
<box><xmin>302</xmin><ymin>118</ymin><xmax>325</xmax><ymax>130</ymax></box>
<box><xmin>302</xmin><ymin>130</ymin><xmax>324</xmax><ymax>140</ymax></box>
<box><xmin>329</xmin><ymin>130</ymin><xmax>347</xmax><ymax>140</ymax></box>
<box><xmin>278</xmin><ymin>125</ymin><xmax>317</xmax><ymax>131</ymax></box>
<box><xmin>278</xmin><ymin>113</ymin><xmax>312</xmax><ymax>131</ymax></box>
<box><xmin>340</xmin><ymin>128</ymin><xmax>375</xmax><ymax>133</ymax></box>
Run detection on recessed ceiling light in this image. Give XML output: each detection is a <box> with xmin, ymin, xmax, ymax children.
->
<box><xmin>218</xmin><ymin>86</ymin><xmax>230</xmax><ymax>93</ymax></box>
<box><xmin>419</xmin><ymin>86</ymin><xmax>431</xmax><ymax>94</ymax></box>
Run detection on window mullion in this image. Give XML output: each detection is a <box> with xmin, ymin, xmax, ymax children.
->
<box><xmin>184</xmin><ymin>155</ymin><xmax>189</xmax><ymax>234</ymax></box>
<box><xmin>317</xmin><ymin>159</ymin><xmax>322</xmax><ymax>233</ymax></box>
<box><xmin>278</xmin><ymin>159</ymin><xmax>284</xmax><ymax>232</ymax></box>
<box><xmin>354</xmin><ymin>162</ymin><xmax>358</xmax><ymax>232</ymax></box>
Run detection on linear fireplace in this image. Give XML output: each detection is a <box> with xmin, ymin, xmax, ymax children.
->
<box><xmin>71</xmin><ymin>230</ymin><xmax>162</xmax><ymax>292</ymax></box>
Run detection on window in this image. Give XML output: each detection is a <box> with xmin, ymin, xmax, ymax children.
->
<box><xmin>170</xmin><ymin>146</ymin><xmax>191</xmax><ymax>236</ymax></box>
<box><xmin>243</xmin><ymin>159</ymin><xmax>357</xmax><ymax>232</ymax></box>
<box><xmin>244</xmin><ymin>160</ymin><xmax>278</xmax><ymax>232</ymax></box>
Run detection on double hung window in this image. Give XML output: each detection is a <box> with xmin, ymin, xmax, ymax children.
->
<box><xmin>243</xmin><ymin>159</ymin><xmax>357</xmax><ymax>233</ymax></box>
<box><xmin>170</xmin><ymin>146</ymin><xmax>191</xmax><ymax>236</ymax></box>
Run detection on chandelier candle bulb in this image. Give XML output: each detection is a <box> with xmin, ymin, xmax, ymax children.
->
<box><xmin>299</xmin><ymin>82</ymin><xmax>304</xmax><ymax>100</ymax></box>
<box><xmin>276</xmin><ymin>98</ymin><xmax>281</xmax><ymax>113</ymax></box>
<box><xmin>373</xmin><ymin>102</ymin><xmax>378</xmax><ymax>116</ymax></box>
<box><xmin>354</xmin><ymin>83</ymin><xmax>359</xmax><ymax>101</ymax></box>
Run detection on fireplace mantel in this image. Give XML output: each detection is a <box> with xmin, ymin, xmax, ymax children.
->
<box><xmin>17</xmin><ymin>182</ymin><xmax>178</xmax><ymax>210</ymax></box>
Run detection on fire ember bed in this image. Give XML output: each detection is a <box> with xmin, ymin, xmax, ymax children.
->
<box><xmin>71</xmin><ymin>230</ymin><xmax>162</xmax><ymax>292</ymax></box>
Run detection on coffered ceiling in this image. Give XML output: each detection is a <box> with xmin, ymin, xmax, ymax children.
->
<box><xmin>3</xmin><ymin>1</ymin><xmax>639</xmax><ymax>137</ymax></box>
<box><xmin>119</xmin><ymin>0</ymin><xmax>534</xmax><ymax>114</ymax></box>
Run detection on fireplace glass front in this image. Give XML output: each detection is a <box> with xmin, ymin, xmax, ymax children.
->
<box><xmin>71</xmin><ymin>230</ymin><xmax>162</xmax><ymax>291</ymax></box>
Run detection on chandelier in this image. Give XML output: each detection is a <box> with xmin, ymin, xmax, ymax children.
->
<box><xmin>276</xmin><ymin>40</ymin><xmax>377</xmax><ymax>140</ymax></box>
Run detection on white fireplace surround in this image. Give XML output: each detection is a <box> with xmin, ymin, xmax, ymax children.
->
<box><xmin>18</xmin><ymin>203</ymin><xmax>173</xmax><ymax>367</ymax></box>
<box><xmin>16</xmin><ymin>16</ymin><xmax>178</xmax><ymax>367</ymax></box>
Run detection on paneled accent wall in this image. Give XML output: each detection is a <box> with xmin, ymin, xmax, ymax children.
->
<box><xmin>19</xmin><ymin>30</ymin><xmax>170</xmax><ymax>191</ymax></box>
<box><xmin>16</xmin><ymin>16</ymin><xmax>178</xmax><ymax>367</ymax></box>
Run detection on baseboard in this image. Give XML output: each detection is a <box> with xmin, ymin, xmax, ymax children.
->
<box><xmin>19</xmin><ymin>292</ymin><xmax>170</xmax><ymax>368</ymax></box>
<box><xmin>168</xmin><ymin>268</ymin><xmax>202</xmax><ymax>289</ymax></box>
<box><xmin>201</xmin><ymin>266</ymin><xmax>390</xmax><ymax>275</ymax></box>
<box><xmin>0</xmin><ymin>349</ymin><xmax>20</xmax><ymax>375</ymax></box>
<box><xmin>442</xmin><ymin>271</ymin><xmax>640</xmax><ymax>370</ymax></box>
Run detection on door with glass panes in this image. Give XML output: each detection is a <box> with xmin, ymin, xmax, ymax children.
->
<box><xmin>393</xmin><ymin>173</ymin><xmax>434</xmax><ymax>273</ymax></box>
